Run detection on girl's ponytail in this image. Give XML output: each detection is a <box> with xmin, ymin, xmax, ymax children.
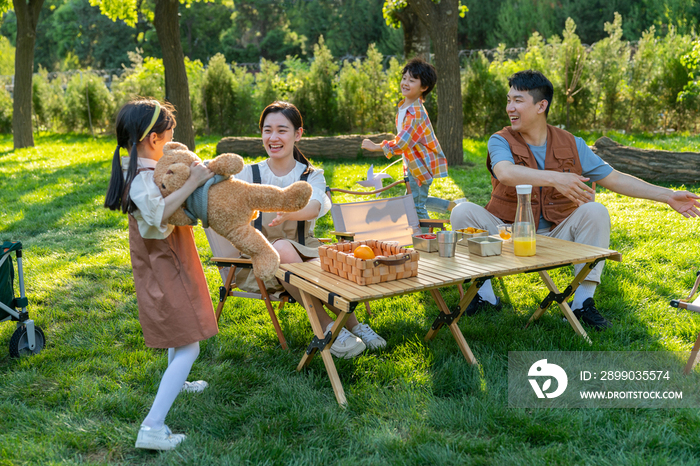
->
<box><xmin>121</xmin><ymin>140</ymin><xmax>140</xmax><ymax>213</ymax></box>
<box><xmin>104</xmin><ymin>135</ymin><xmax>140</xmax><ymax>214</ymax></box>
<box><xmin>104</xmin><ymin>145</ymin><xmax>125</xmax><ymax>211</ymax></box>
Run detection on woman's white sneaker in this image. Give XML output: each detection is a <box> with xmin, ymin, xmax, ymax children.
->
<box><xmin>135</xmin><ymin>424</ymin><xmax>186</xmax><ymax>450</ymax></box>
<box><xmin>351</xmin><ymin>323</ymin><xmax>387</xmax><ymax>350</ymax></box>
<box><xmin>326</xmin><ymin>323</ymin><xmax>365</xmax><ymax>359</ymax></box>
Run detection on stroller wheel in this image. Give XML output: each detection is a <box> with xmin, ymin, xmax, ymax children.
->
<box><xmin>9</xmin><ymin>325</ymin><xmax>46</xmax><ymax>358</ymax></box>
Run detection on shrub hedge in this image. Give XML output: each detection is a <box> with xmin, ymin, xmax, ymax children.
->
<box><xmin>11</xmin><ymin>18</ymin><xmax>700</xmax><ymax>138</ymax></box>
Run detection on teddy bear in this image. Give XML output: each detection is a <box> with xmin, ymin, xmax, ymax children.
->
<box><xmin>154</xmin><ymin>141</ymin><xmax>313</xmax><ymax>281</ymax></box>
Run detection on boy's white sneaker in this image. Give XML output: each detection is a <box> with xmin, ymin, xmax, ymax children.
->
<box><xmin>351</xmin><ymin>323</ymin><xmax>387</xmax><ymax>350</ymax></box>
<box><xmin>135</xmin><ymin>424</ymin><xmax>186</xmax><ymax>451</ymax></box>
<box><xmin>326</xmin><ymin>323</ymin><xmax>365</xmax><ymax>359</ymax></box>
<box><xmin>181</xmin><ymin>380</ymin><xmax>208</xmax><ymax>393</ymax></box>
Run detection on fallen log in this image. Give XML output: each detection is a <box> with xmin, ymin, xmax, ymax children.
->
<box><xmin>216</xmin><ymin>133</ymin><xmax>394</xmax><ymax>159</ymax></box>
<box><xmin>591</xmin><ymin>137</ymin><xmax>700</xmax><ymax>184</ymax></box>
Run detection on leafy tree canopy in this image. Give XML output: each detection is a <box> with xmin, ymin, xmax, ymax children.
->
<box><xmin>1</xmin><ymin>0</ymin><xmax>699</xmax><ymax>72</ymax></box>
<box><xmin>383</xmin><ymin>0</ymin><xmax>468</xmax><ymax>29</ymax></box>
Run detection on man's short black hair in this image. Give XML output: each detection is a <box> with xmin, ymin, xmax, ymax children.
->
<box><xmin>508</xmin><ymin>70</ymin><xmax>554</xmax><ymax>116</ymax></box>
<box><xmin>402</xmin><ymin>57</ymin><xmax>437</xmax><ymax>98</ymax></box>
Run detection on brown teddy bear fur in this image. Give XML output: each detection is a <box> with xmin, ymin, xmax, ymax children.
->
<box><xmin>154</xmin><ymin>141</ymin><xmax>312</xmax><ymax>281</ymax></box>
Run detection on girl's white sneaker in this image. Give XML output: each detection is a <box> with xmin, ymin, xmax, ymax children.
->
<box><xmin>181</xmin><ymin>380</ymin><xmax>208</xmax><ymax>393</ymax></box>
<box><xmin>135</xmin><ymin>424</ymin><xmax>186</xmax><ymax>450</ymax></box>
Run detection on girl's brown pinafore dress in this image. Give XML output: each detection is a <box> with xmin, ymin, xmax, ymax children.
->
<box><xmin>128</xmin><ymin>168</ymin><xmax>218</xmax><ymax>348</ymax></box>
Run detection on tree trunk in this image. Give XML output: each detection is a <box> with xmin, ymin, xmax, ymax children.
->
<box><xmin>217</xmin><ymin>133</ymin><xmax>394</xmax><ymax>159</ymax></box>
<box><xmin>154</xmin><ymin>0</ymin><xmax>195</xmax><ymax>150</ymax></box>
<box><xmin>406</xmin><ymin>0</ymin><xmax>464</xmax><ymax>167</ymax></box>
<box><xmin>12</xmin><ymin>0</ymin><xmax>45</xmax><ymax>150</ymax></box>
<box><xmin>393</xmin><ymin>8</ymin><xmax>430</xmax><ymax>60</ymax></box>
<box><xmin>591</xmin><ymin>137</ymin><xmax>700</xmax><ymax>184</ymax></box>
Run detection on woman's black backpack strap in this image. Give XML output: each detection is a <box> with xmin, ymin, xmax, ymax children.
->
<box><xmin>297</xmin><ymin>169</ymin><xmax>312</xmax><ymax>246</ymax></box>
<box><xmin>251</xmin><ymin>164</ymin><xmax>263</xmax><ymax>232</ymax></box>
<box><xmin>251</xmin><ymin>164</ymin><xmax>313</xmax><ymax>245</ymax></box>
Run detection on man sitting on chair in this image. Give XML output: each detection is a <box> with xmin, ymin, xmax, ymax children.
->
<box><xmin>451</xmin><ymin>70</ymin><xmax>700</xmax><ymax>329</ymax></box>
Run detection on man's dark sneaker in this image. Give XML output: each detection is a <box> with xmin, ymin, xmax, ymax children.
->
<box><xmin>571</xmin><ymin>297</ymin><xmax>611</xmax><ymax>330</ymax></box>
<box><xmin>465</xmin><ymin>295</ymin><xmax>502</xmax><ymax>316</ymax></box>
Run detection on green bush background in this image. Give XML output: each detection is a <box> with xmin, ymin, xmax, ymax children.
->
<box><xmin>8</xmin><ymin>16</ymin><xmax>700</xmax><ymax>138</ymax></box>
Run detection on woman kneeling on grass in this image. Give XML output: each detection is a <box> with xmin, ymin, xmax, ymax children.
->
<box><xmin>233</xmin><ymin>100</ymin><xmax>386</xmax><ymax>358</ymax></box>
<box><xmin>104</xmin><ymin>99</ymin><xmax>218</xmax><ymax>451</ymax></box>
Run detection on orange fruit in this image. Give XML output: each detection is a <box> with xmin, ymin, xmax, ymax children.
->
<box><xmin>499</xmin><ymin>231</ymin><xmax>511</xmax><ymax>240</ymax></box>
<box><xmin>353</xmin><ymin>245</ymin><xmax>376</xmax><ymax>260</ymax></box>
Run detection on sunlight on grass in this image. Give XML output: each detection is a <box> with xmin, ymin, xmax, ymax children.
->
<box><xmin>0</xmin><ymin>133</ymin><xmax>699</xmax><ymax>463</ymax></box>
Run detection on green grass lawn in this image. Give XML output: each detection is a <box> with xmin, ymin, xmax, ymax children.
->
<box><xmin>1</xmin><ymin>133</ymin><xmax>700</xmax><ymax>465</ymax></box>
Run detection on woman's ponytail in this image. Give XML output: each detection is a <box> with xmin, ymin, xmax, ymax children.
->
<box><xmin>293</xmin><ymin>146</ymin><xmax>312</xmax><ymax>174</ymax></box>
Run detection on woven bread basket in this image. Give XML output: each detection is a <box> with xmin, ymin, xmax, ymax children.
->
<box><xmin>318</xmin><ymin>239</ymin><xmax>419</xmax><ymax>285</ymax></box>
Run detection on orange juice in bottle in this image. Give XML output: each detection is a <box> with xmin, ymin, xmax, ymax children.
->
<box><xmin>513</xmin><ymin>185</ymin><xmax>536</xmax><ymax>257</ymax></box>
<box><xmin>513</xmin><ymin>237</ymin><xmax>536</xmax><ymax>256</ymax></box>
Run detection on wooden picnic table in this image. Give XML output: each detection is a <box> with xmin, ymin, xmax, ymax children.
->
<box><xmin>276</xmin><ymin>235</ymin><xmax>622</xmax><ymax>405</ymax></box>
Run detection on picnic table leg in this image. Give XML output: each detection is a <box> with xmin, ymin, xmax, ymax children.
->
<box><xmin>684</xmin><ymin>333</ymin><xmax>700</xmax><ymax>374</ymax></box>
<box><xmin>296</xmin><ymin>290</ymin><xmax>348</xmax><ymax>406</ymax></box>
<box><xmin>425</xmin><ymin>280</ymin><xmax>481</xmax><ymax>341</ymax></box>
<box><xmin>427</xmin><ymin>288</ymin><xmax>478</xmax><ymax>365</ymax></box>
<box><xmin>528</xmin><ymin>261</ymin><xmax>597</xmax><ymax>324</ymax></box>
<box><xmin>532</xmin><ymin>270</ymin><xmax>592</xmax><ymax>344</ymax></box>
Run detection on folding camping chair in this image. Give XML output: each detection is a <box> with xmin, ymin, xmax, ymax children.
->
<box><xmin>1</xmin><ymin>241</ymin><xmax>46</xmax><ymax>357</ymax></box>
<box><xmin>670</xmin><ymin>270</ymin><xmax>700</xmax><ymax>374</ymax></box>
<box><xmin>205</xmin><ymin>227</ymin><xmax>292</xmax><ymax>349</ymax></box>
<box><xmin>328</xmin><ymin>177</ymin><xmax>455</xmax><ymax>313</ymax></box>
<box><xmin>328</xmin><ymin>177</ymin><xmax>448</xmax><ymax>245</ymax></box>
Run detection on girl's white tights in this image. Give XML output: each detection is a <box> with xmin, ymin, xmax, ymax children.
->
<box><xmin>142</xmin><ymin>341</ymin><xmax>200</xmax><ymax>430</ymax></box>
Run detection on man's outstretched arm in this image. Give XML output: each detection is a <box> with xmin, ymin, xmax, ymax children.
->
<box><xmin>596</xmin><ymin>170</ymin><xmax>700</xmax><ymax>218</ymax></box>
<box><xmin>493</xmin><ymin>160</ymin><xmax>595</xmax><ymax>206</ymax></box>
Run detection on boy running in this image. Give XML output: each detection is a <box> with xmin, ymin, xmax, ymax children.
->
<box><xmin>362</xmin><ymin>58</ymin><xmax>460</xmax><ymax>220</ymax></box>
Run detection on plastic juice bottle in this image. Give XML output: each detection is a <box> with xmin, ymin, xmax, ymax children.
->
<box><xmin>513</xmin><ymin>184</ymin><xmax>536</xmax><ymax>256</ymax></box>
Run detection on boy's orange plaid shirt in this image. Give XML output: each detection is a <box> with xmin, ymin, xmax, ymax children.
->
<box><xmin>381</xmin><ymin>98</ymin><xmax>448</xmax><ymax>185</ymax></box>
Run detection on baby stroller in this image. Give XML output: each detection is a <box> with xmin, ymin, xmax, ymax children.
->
<box><xmin>1</xmin><ymin>241</ymin><xmax>45</xmax><ymax>357</ymax></box>
<box><xmin>670</xmin><ymin>270</ymin><xmax>700</xmax><ymax>373</ymax></box>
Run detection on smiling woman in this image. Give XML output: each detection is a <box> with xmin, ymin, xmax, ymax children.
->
<box><xmin>230</xmin><ymin>100</ymin><xmax>387</xmax><ymax>358</ymax></box>
<box><xmin>262</xmin><ymin>112</ymin><xmax>302</xmax><ymax>165</ymax></box>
